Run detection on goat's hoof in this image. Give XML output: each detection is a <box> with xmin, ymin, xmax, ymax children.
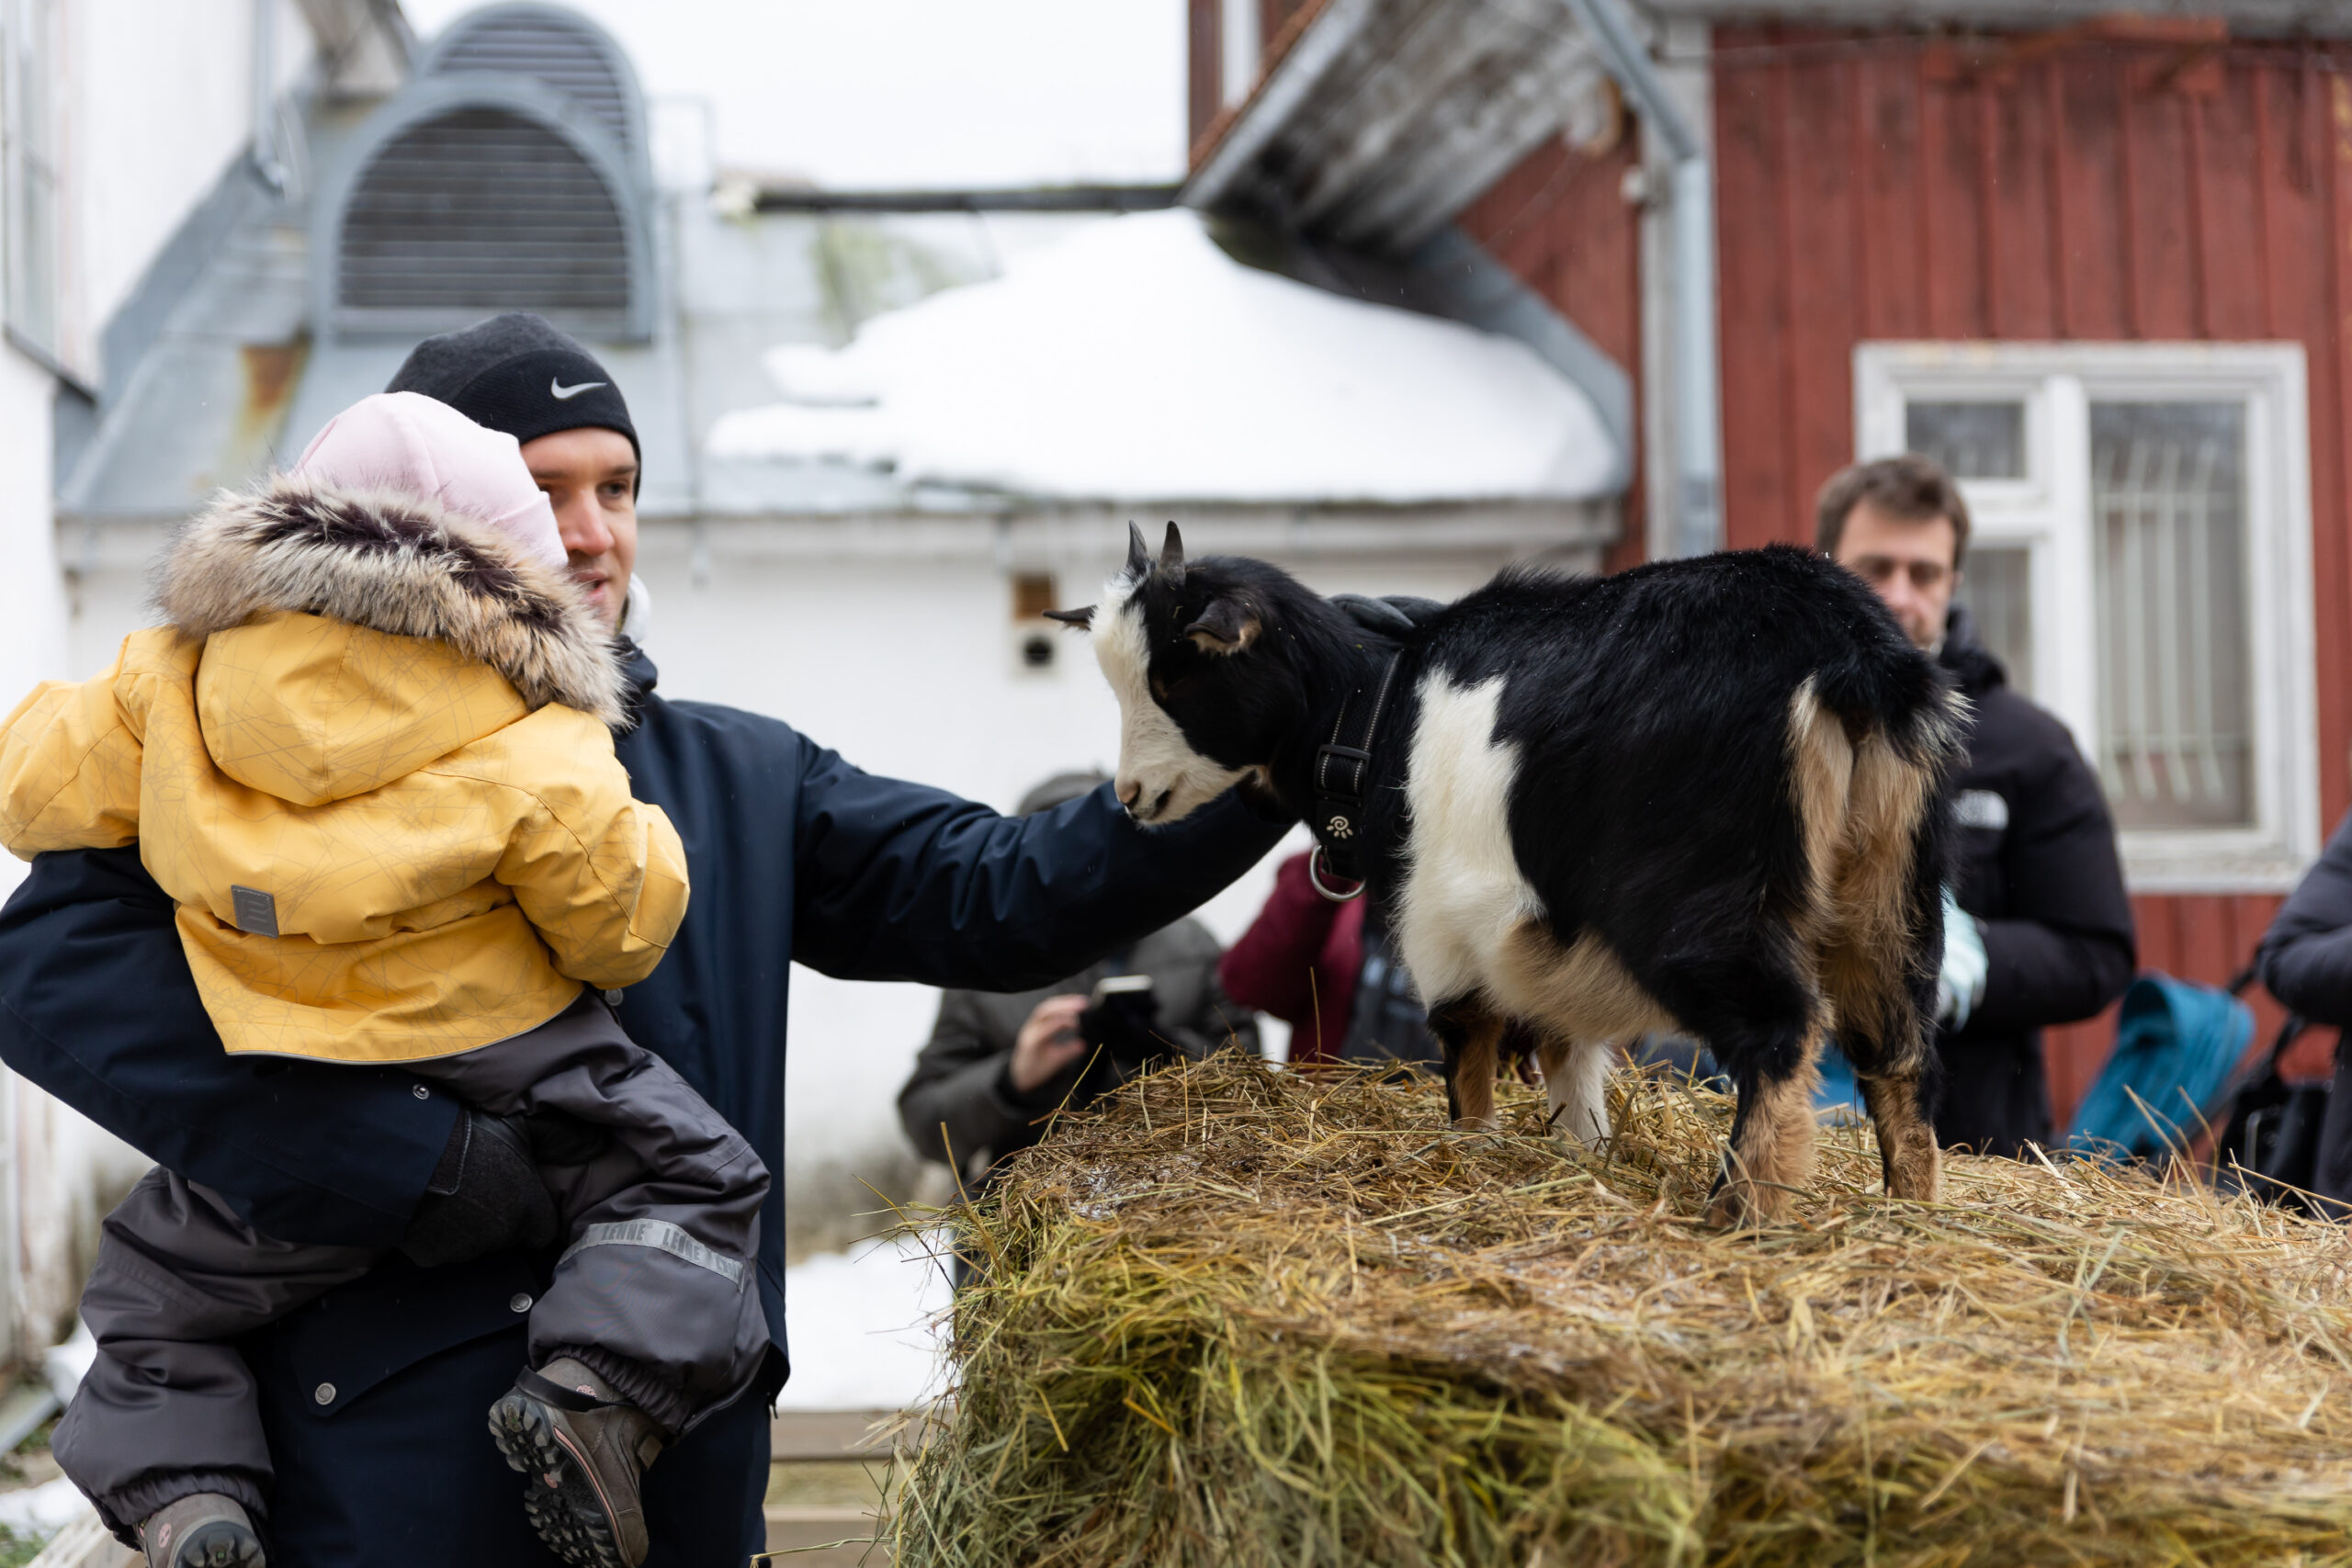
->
<box><xmin>1703</xmin><ymin>1179</ymin><xmax>1783</xmax><ymax>1229</ymax></box>
<box><xmin>1449</xmin><ymin>1116</ymin><xmax>1500</xmax><ymax>1134</ymax></box>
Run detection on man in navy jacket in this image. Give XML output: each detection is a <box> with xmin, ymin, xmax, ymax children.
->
<box><xmin>0</xmin><ymin>316</ymin><xmax>1285</xmax><ymax>1564</ymax></box>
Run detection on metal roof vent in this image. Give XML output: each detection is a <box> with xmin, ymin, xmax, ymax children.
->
<box><xmin>320</xmin><ymin>13</ymin><xmax>655</xmax><ymax>344</ymax></box>
<box><xmin>422</xmin><ymin>5</ymin><xmax>639</xmax><ymax>161</ymax></box>
<box><xmin>336</xmin><ymin>105</ymin><xmax>630</xmax><ymax>334</ymax></box>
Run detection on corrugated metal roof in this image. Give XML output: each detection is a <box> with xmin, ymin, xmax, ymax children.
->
<box><xmin>1185</xmin><ymin>0</ymin><xmax>1612</xmax><ymax>254</ymax></box>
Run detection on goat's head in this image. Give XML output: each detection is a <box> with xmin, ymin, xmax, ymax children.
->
<box><xmin>1050</xmin><ymin>522</ymin><xmax>1309</xmax><ymax>827</ymax></box>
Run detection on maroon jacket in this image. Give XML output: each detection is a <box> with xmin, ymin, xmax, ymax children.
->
<box><xmin>1218</xmin><ymin>851</ymin><xmax>1365</xmax><ymax>1065</ymax></box>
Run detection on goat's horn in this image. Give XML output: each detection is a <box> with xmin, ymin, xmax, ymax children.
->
<box><xmin>1125</xmin><ymin>521</ymin><xmax>1150</xmax><ymax>580</ymax></box>
<box><xmin>1159</xmin><ymin>521</ymin><xmax>1186</xmax><ymax>583</ymax></box>
<box><xmin>1044</xmin><ymin>605</ymin><xmax>1094</xmax><ymax>627</ymax></box>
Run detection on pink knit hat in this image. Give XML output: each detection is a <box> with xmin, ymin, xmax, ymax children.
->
<box><xmin>291</xmin><ymin>391</ymin><xmax>565</xmax><ymax>570</ymax></box>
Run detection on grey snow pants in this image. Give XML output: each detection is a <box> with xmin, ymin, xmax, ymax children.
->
<box><xmin>51</xmin><ymin>993</ymin><xmax>770</xmax><ymax>1538</ymax></box>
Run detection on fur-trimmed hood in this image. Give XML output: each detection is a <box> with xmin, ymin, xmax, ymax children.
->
<box><xmin>148</xmin><ymin>475</ymin><xmax>628</xmax><ymax>807</ymax></box>
<box><xmin>158</xmin><ymin>474</ymin><xmax>627</xmax><ymax>728</ymax></box>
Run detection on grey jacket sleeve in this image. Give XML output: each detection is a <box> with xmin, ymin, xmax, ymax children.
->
<box><xmin>2259</xmin><ymin>808</ymin><xmax>2352</xmax><ymax>1025</ymax></box>
<box><xmin>895</xmin><ymin>988</ymin><xmax>1042</xmax><ymax>1168</ymax></box>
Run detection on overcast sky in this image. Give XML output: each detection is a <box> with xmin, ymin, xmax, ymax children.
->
<box><xmin>399</xmin><ymin>0</ymin><xmax>1190</xmax><ymax>190</ymax></box>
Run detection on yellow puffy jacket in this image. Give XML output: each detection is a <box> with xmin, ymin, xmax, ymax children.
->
<box><xmin>0</xmin><ymin>477</ymin><xmax>688</xmax><ymax>1064</ymax></box>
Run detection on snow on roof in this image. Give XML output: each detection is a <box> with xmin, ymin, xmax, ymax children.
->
<box><xmin>703</xmin><ymin>210</ymin><xmax>1620</xmax><ymax>505</ymax></box>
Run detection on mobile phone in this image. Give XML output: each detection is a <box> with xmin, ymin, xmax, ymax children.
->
<box><xmin>1090</xmin><ymin>974</ymin><xmax>1153</xmax><ymax>1008</ymax></box>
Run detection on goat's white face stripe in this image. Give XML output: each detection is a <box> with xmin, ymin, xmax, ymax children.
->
<box><xmin>1092</xmin><ymin>578</ymin><xmax>1247</xmax><ymax>826</ymax></box>
<box><xmin>1393</xmin><ymin>671</ymin><xmax>1544</xmax><ymax>1002</ymax></box>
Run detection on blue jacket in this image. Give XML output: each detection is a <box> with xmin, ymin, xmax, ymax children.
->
<box><xmin>0</xmin><ymin>643</ymin><xmax>1284</xmax><ymax>1398</ymax></box>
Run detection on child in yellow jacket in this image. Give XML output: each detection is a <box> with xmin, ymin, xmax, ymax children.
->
<box><xmin>0</xmin><ymin>393</ymin><xmax>766</xmax><ymax>1568</ymax></box>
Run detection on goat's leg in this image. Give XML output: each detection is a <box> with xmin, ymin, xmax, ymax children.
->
<box><xmin>1539</xmin><ymin>1036</ymin><xmax>1613</xmax><ymax>1146</ymax></box>
<box><xmin>1857</xmin><ymin>1072</ymin><xmax>1940</xmax><ymax>1201</ymax></box>
<box><xmin>1705</xmin><ymin>1026</ymin><xmax>1825</xmax><ymax>1226</ymax></box>
<box><xmin>1427</xmin><ymin>999</ymin><xmax>1505</xmax><ymax>1132</ymax></box>
<box><xmin>1823</xmin><ymin>953</ymin><xmax>1943</xmax><ymax>1204</ymax></box>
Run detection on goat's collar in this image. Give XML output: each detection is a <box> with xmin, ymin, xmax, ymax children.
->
<box><xmin>1306</xmin><ymin>649</ymin><xmax>1404</xmax><ymax>901</ymax></box>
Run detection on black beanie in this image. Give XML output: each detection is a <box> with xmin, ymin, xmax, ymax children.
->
<box><xmin>385</xmin><ymin>313</ymin><xmax>640</xmax><ymax>472</ymax></box>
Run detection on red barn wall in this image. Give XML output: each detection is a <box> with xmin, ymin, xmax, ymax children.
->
<box><xmin>1188</xmin><ymin>0</ymin><xmax>1222</xmax><ymax>154</ymax></box>
<box><xmin>1472</xmin><ymin>29</ymin><xmax>2352</xmax><ymax>1119</ymax></box>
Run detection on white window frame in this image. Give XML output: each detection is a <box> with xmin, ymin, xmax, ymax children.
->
<box><xmin>1855</xmin><ymin>341</ymin><xmax>2319</xmax><ymax>893</ymax></box>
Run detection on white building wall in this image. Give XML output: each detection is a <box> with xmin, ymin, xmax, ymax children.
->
<box><xmin>54</xmin><ymin>0</ymin><xmax>302</xmax><ymax>378</ymax></box>
<box><xmin>0</xmin><ymin>0</ymin><xmax>311</xmax><ymax>1359</ymax></box>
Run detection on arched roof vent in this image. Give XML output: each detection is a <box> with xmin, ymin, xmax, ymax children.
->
<box><xmin>320</xmin><ymin>18</ymin><xmax>654</xmax><ymax>343</ymax></box>
<box><xmin>419</xmin><ymin>4</ymin><xmax>643</xmax><ymax>168</ymax></box>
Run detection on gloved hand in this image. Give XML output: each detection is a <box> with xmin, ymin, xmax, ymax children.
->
<box><xmin>398</xmin><ymin>1106</ymin><xmax>560</xmax><ymax>1268</ymax></box>
<box><xmin>1935</xmin><ymin>886</ymin><xmax>1989</xmax><ymax>1032</ymax></box>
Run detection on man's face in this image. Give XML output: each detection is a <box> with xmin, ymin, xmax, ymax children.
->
<box><xmin>521</xmin><ymin>426</ymin><xmax>639</xmax><ymax>632</ymax></box>
<box><xmin>1831</xmin><ymin>500</ymin><xmax>1961</xmax><ymax>649</ymax></box>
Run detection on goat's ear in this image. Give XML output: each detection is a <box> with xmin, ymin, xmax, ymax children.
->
<box><xmin>1159</xmin><ymin>522</ymin><xmax>1187</xmax><ymax>585</ymax></box>
<box><xmin>1125</xmin><ymin>522</ymin><xmax>1151</xmax><ymax>580</ymax></box>
<box><xmin>1184</xmin><ymin>594</ymin><xmax>1260</xmax><ymax>654</ymax></box>
<box><xmin>1044</xmin><ymin>604</ymin><xmax>1094</xmax><ymax>628</ymax></box>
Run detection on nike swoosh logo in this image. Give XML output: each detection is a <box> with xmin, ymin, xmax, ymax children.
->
<box><xmin>550</xmin><ymin>378</ymin><xmax>606</xmax><ymax>400</ymax></box>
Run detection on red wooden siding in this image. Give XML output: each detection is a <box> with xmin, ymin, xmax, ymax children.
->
<box><xmin>1189</xmin><ymin>0</ymin><xmax>1222</xmax><ymax>154</ymax></box>
<box><xmin>1469</xmin><ymin>29</ymin><xmax>2352</xmax><ymax>1122</ymax></box>
<box><xmin>1455</xmin><ymin>130</ymin><xmax>1649</xmax><ymax>574</ymax></box>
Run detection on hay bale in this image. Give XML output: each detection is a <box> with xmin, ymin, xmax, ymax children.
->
<box><xmin>891</xmin><ymin>1054</ymin><xmax>2352</xmax><ymax>1567</ymax></box>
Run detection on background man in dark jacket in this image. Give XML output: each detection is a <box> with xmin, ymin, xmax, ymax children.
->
<box><xmin>898</xmin><ymin>772</ymin><xmax>1259</xmax><ymax>1201</ymax></box>
<box><xmin>2257</xmin><ymin>816</ymin><xmax>2352</xmax><ymax>1205</ymax></box>
<box><xmin>1818</xmin><ymin>455</ymin><xmax>2136</xmax><ymax>1155</ymax></box>
<box><xmin>0</xmin><ymin>316</ymin><xmax>1286</xmax><ymax>1565</ymax></box>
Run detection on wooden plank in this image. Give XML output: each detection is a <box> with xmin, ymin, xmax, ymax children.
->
<box><xmin>1769</xmin><ymin>54</ymin><xmax>1808</xmax><ymax>542</ymax></box>
<box><xmin>1712</xmin><ymin>30</ymin><xmax>1792</xmax><ymax>553</ymax></box>
<box><xmin>2052</xmin><ymin>54</ymin><xmax>2130</xmax><ymax>338</ymax></box>
<box><xmin>1988</xmin><ymin>71</ymin><xmax>2059</xmax><ymax>339</ymax></box>
<box><xmin>2192</xmin><ymin>73</ymin><xmax>2262</xmax><ymax>342</ymax></box>
<box><xmin>1188</xmin><ymin>0</ymin><xmax>1222</xmax><ymax>158</ymax></box>
<box><xmin>2042</xmin><ymin>62</ymin><xmax>2074</xmax><ymax>335</ymax></box>
<box><xmin>23</xmin><ymin>1519</ymin><xmax>132</xmax><ymax>1568</ymax></box>
<box><xmin>2126</xmin><ymin>67</ymin><xmax>2199</xmax><ymax>338</ymax></box>
<box><xmin>763</xmin><ymin>1505</ymin><xmax>881</xmax><ymax>1564</ymax></box>
<box><xmin>772</xmin><ymin>1409</ymin><xmax>926</xmax><ymax>1461</ymax></box>
<box><xmin>1784</xmin><ymin>49</ymin><xmax>1860</xmax><ymax>540</ymax></box>
<box><xmin>1917</xmin><ymin>62</ymin><xmax>1970</xmax><ymax>337</ymax></box>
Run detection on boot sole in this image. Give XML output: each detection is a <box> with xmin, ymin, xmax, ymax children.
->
<box><xmin>163</xmin><ymin>1521</ymin><xmax>266</xmax><ymax>1568</ymax></box>
<box><xmin>489</xmin><ymin>1390</ymin><xmax>629</xmax><ymax>1568</ymax></box>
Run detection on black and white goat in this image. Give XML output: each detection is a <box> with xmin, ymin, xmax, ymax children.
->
<box><xmin>1055</xmin><ymin>525</ymin><xmax>1962</xmax><ymax>1224</ymax></box>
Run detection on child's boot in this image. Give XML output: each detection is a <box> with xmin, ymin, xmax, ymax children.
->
<box><xmin>489</xmin><ymin>1357</ymin><xmax>665</xmax><ymax>1568</ymax></box>
<box><xmin>138</xmin><ymin>1492</ymin><xmax>265</xmax><ymax>1568</ymax></box>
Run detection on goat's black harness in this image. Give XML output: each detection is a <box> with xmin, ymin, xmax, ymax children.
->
<box><xmin>1306</xmin><ymin>593</ymin><xmax>1435</xmax><ymax>903</ymax></box>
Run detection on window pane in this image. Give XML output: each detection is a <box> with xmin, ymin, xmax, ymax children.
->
<box><xmin>1955</xmin><ymin>546</ymin><xmax>2033</xmax><ymax>700</ymax></box>
<box><xmin>1906</xmin><ymin>400</ymin><xmax>2025</xmax><ymax>479</ymax></box>
<box><xmin>2090</xmin><ymin>401</ymin><xmax>2251</xmax><ymax>829</ymax></box>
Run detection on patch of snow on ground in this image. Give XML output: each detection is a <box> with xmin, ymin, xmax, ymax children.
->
<box><xmin>42</xmin><ymin>1323</ymin><xmax>93</xmax><ymax>1407</ymax></box>
<box><xmin>776</xmin><ymin>1230</ymin><xmax>955</xmax><ymax>1412</ymax></box>
<box><xmin>707</xmin><ymin>209</ymin><xmax>1618</xmax><ymax>504</ymax></box>
<box><xmin>0</xmin><ymin>1477</ymin><xmax>93</xmax><ymax>1540</ymax></box>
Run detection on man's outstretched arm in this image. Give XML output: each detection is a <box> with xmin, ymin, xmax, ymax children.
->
<box><xmin>791</xmin><ymin>740</ymin><xmax>1287</xmax><ymax>991</ymax></box>
<box><xmin>0</xmin><ymin>848</ymin><xmax>457</xmax><ymax>1248</ymax></box>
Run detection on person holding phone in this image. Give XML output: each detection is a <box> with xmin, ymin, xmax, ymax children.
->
<box><xmin>896</xmin><ymin>772</ymin><xmax>1260</xmax><ymax>1201</ymax></box>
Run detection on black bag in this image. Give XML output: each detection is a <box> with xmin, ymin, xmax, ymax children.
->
<box><xmin>2213</xmin><ymin>972</ymin><xmax>2327</xmax><ymax>1213</ymax></box>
